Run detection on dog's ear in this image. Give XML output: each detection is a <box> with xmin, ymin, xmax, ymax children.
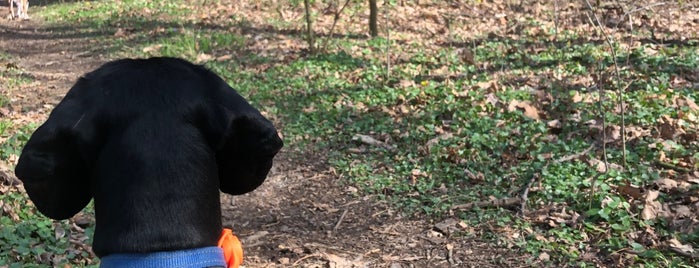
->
<box><xmin>15</xmin><ymin>83</ymin><xmax>95</xmax><ymax>220</ymax></box>
<box><xmin>216</xmin><ymin>111</ymin><xmax>282</xmax><ymax>195</ymax></box>
<box><xmin>199</xmin><ymin>83</ymin><xmax>283</xmax><ymax>195</ymax></box>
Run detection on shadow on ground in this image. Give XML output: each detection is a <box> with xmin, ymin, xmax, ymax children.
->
<box><xmin>0</xmin><ymin>12</ymin><xmax>528</xmax><ymax>268</ymax></box>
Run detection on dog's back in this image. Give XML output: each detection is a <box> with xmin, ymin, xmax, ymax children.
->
<box><xmin>16</xmin><ymin>58</ymin><xmax>283</xmax><ymax>257</ymax></box>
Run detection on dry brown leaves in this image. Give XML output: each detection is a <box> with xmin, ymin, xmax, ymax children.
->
<box><xmin>2</xmin><ymin>0</ymin><xmax>698</xmax><ymax>265</ymax></box>
<box><xmin>507</xmin><ymin>100</ymin><xmax>540</xmax><ymax>120</ymax></box>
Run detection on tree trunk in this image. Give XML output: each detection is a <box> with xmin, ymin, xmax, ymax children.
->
<box><xmin>304</xmin><ymin>0</ymin><xmax>315</xmax><ymax>53</ymax></box>
<box><xmin>369</xmin><ymin>0</ymin><xmax>378</xmax><ymax>37</ymax></box>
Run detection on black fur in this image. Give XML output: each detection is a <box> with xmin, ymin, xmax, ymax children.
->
<box><xmin>14</xmin><ymin>57</ymin><xmax>283</xmax><ymax>257</ymax></box>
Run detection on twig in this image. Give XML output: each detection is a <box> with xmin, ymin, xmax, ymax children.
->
<box><xmin>553</xmin><ymin>0</ymin><xmax>559</xmax><ymax>42</ymax></box>
<box><xmin>613</xmin><ymin>3</ymin><xmax>668</xmax><ymax>52</ymax></box>
<box><xmin>321</xmin><ymin>0</ymin><xmax>351</xmax><ymax>52</ymax></box>
<box><xmin>339</xmin><ymin>200</ymin><xmax>361</xmax><ymax>207</ymax></box>
<box><xmin>292</xmin><ymin>254</ymin><xmax>324</xmax><ymax>266</ymax></box>
<box><xmin>518</xmin><ymin>144</ymin><xmax>595</xmax><ymax>214</ymax></box>
<box><xmin>654</xmin><ymin>160</ymin><xmax>692</xmax><ymax>173</ymax></box>
<box><xmin>452</xmin><ymin>197</ymin><xmax>522</xmax><ymax>211</ymax></box>
<box><xmin>457</xmin><ymin>142</ymin><xmax>592</xmax><ymax>214</ymax></box>
<box><xmin>554</xmin><ymin>144</ymin><xmax>595</xmax><ymax>164</ymax></box>
<box><xmin>667</xmin><ymin>247</ymin><xmax>699</xmax><ymax>259</ymax></box>
<box><xmin>371</xmin><ymin>208</ymin><xmax>389</xmax><ymax>217</ymax></box>
<box><xmin>593</xmin><ymin>70</ymin><xmax>607</xmax><ymax>207</ymax></box>
<box><xmin>304</xmin><ymin>242</ymin><xmax>363</xmax><ymax>256</ymax></box>
<box><xmin>621</xmin><ymin>2</ymin><xmax>668</xmax><ymax>21</ymax></box>
<box><xmin>384</xmin><ymin>0</ymin><xmax>391</xmax><ymax>80</ymax></box>
<box><xmin>596</xmin><ymin>77</ymin><xmax>608</xmax><ymax>175</ymax></box>
<box><xmin>369</xmin><ymin>226</ymin><xmax>402</xmax><ymax>236</ymax></box>
<box><xmin>332</xmin><ymin>209</ymin><xmax>348</xmax><ymax>232</ymax></box>
<box><xmin>519</xmin><ymin>174</ymin><xmax>538</xmax><ymax>214</ymax></box>
<box><xmin>583</xmin><ymin>0</ymin><xmax>627</xmax><ymax>166</ymax></box>
<box><xmin>583</xmin><ymin>0</ymin><xmax>621</xmax><ymax>208</ymax></box>
<box><xmin>352</xmin><ymin>134</ymin><xmax>395</xmax><ymax>151</ymax></box>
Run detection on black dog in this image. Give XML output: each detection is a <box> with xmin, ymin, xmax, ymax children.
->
<box><xmin>15</xmin><ymin>57</ymin><xmax>282</xmax><ymax>266</ymax></box>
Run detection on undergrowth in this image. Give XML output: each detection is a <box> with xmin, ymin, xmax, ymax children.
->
<box><xmin>1</xmin><ymin>0</ymin><xmax>697</xmax><ymax>266</ymax></box>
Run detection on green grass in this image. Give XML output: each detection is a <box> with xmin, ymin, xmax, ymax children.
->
<box><xmin>0</xmin><ymin>57</ymin><xmax>35</xmax><ymax>89</ymax></box>
<box><xmin>1</xmin><ymin>0</ymin><xmax>697</xmax><ymax>266</ymax></box>
<box><xmin>0</xmin><ymin>192</ymin><xmax>94</xmax><ymax>267</ymax></box>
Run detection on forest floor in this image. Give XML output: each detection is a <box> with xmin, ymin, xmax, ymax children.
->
<box><xmin>0</xmin><ymin>9</ymin><xmax>521</xmax><ymax>268</ymax></box>
<box><xmin>1</xmin><ymin>0</ymin><xmax>698</xmax><ymax>267</ymax></box>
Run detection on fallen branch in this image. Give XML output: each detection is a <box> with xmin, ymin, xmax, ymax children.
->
<box><xmin>519</xmin><ymin>174</ymin><xmax>538</xmax><ymax>215</ymax></box>
<box><xmin>554</xmin><ymin>144</ymin><xmax>595</xmax><ymax>164</ymax></box>
<box><xmin>667</xmin><ymin>246</ymin><xmax>699</xmax><ymax>259</ymax></box>
<box><xmin>332</xmin><ymin>209</ymin><xmax>349</xmax><ymax>233</ymax></box>
<box><xmin>352</xmin><ymin>134</ymin><xmax>395</xmax><ymax>151</ymax></box>
<box><xmin>519</xmin><ymin>144</ymin><xmax>595</xmax><ymax>214</ymax></box>
<box><xmin>654</xmin><ymin>160</ymin><xmax>692</xmax><ymax>173</ymax></box>
<box><xmin>618</xmin><ymin>2</ymin><xmax>668</xmax><ymax>29</ymax></box>
<box><xmin>292</xmin><ymin>254</ymin><xmax>324</xmax><ymax>266</ymax></box>
<box><xmin>452</xmin><ymin>197</ymin><xmax>522</xmax><ymax>211</ymax></box>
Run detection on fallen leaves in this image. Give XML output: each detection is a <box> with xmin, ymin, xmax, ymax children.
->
<box><xmin>616</xmin><ymin>183</ymin><xmax>645</xmax><ymax>200</ymax></box>
<box><xmin>142</xmin><ymin>44</ymin><xmax>163</xmax><ymax>54</ymax></box>
<box><xmin>658</xmin><ymin>115</ymin><xmax>683</xmax><ymax>140</ymax></box>
<box><xmin>195</xmin><ymin>53</ymin><xmax>213</xmax><ymax>63</ymax></box>
<box><xmin>0</xmin><ymin>162</ymin><xmax>21</xmax><ymax>194</ymax></box>
<box><xmin>325</xmin><ymin>253</ymin><xmax>366</xmax><ymax>268</ymax></box>
<box><xmin>675</xmin><ymin>95</ymin><xmax>699</xmax><ymax>112</ymax></box>
<box><xmin>507</xmin><ymin>100</ymin><xmax>540</xmax><ymax>120</ymax></box>
<box><xmin>2</xmin><ymin>0</ymin><xmax>698</xmax><ymax>266</ymax></box>
<box><xmin>667</xmin><ymin>238</ymin><xmax>697</xmax><ymax>257</ymax></box>
<box><xmin>546</xmin><ymin>119</ymin><xmax>561</xmax><ymax>130</ymax></box>
<box><xmin>113</xmin><ymin>27</ymin><xmax>134</xmax><ymax>38</ymax></box>
<box><xmin>572</xmin><ymin>90</ymin><xmax>595</xmax><ymax>103</ymax></box>
<box><xmin>641</xmin><ymin>190</ymin><xmax>661</xmax><ymax>220</ymax></box>
<box><xmin>587</xmin><ymin>158</ymin><xmax>622</xmax><ymax>173</ymax></box>
<box><xmin>617</xmin><ymin>176</ymin><xmax>698</xmax><ymax>250</ymax></box>
<box><xmin>433</xmin><ymin>218</ymin><xmax>469</xmax><ymax>236</ymax></box>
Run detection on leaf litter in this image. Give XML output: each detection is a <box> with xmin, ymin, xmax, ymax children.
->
<box><xmin>1</xmin><ymin>0</ymin><xmax>699</xmax><ymax>266</ymax></box>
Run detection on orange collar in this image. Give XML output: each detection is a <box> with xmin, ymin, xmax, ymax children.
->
<box><xmin>217</xmin><ymin>228</ymin><xmax>244</xmax><ymax>268</ymax></box>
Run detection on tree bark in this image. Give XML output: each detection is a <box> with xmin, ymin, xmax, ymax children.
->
<box><xmin>304</xmin><ymin>0</ymin><xmax>315</xmax><ymax>53</ymax></box>
<box><xmin>369</xmin><ymin>0</ymin><xmax>378</xmax><ymax>37</ymax></box>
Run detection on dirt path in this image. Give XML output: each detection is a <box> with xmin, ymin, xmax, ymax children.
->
<box><xmin>224</xmin><ymin>153</ymin><xmax>526</xmax><ymax>267</ymax></box>
<box><xmin>1</xmin><ymin>19</ymin><xmax>104</xmax><ymax>109</ymax></box>
<box><xmin>1</xmin><ymin>18</ymin><xmax>522</xmax><ymax>268</ymax></box>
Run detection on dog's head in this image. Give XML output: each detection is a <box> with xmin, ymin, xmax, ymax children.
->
<box><xmin>15</xmin><ymin>57</ymin><xmax>283</xmax><ymax>221</ymax></box>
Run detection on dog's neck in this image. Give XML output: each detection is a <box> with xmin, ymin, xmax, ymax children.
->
<box><xmin>90</xmin><ymin>187</ymin><xmax>224</xmax><ymax>257</ymax></box>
